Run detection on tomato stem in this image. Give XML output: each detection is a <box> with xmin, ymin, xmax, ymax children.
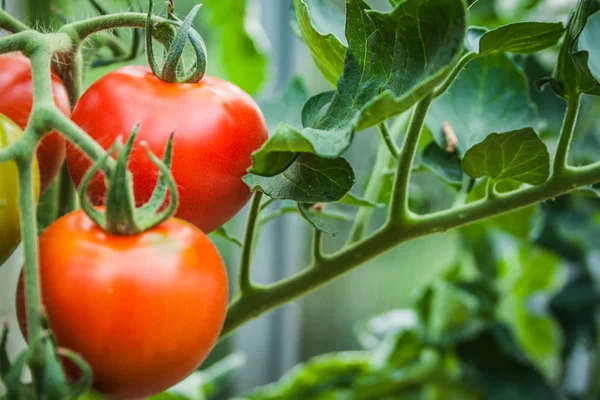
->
<box><xmin>238</xmin><ymin>191</ymin><xmax>263</xmax><ymax>296</ymax></box>
<box><xmin>145</xmin><ymin>0</ymin><xmax>207</xmax><ymax>84</ymax></box>
<box><xmin>78</xmin><ymin>126</ymin><xmax>178</xmax><ymax>235</ymax></box>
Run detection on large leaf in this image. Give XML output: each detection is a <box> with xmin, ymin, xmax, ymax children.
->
<box><xmin>462</xmin><ymin>128</ymin><xmax>550</xmax><ymax>185</ymax></box>
<box><xmin>244</xmin><ymin>154</ymin><xmax>354</xmax><ymax>203</ymax></box>
<box><xmin>292</xmin><ymin>0</ymin><xmax>347</xmax><ymax>86</ymax></box>
<box><xmin>250</xmin><ymin>0</ymin><xmax>466</xmax><ymax>178</ymax></box>
<box><xmin>457</xmin><ymin>324</ymin><xmax>559</xmax><ymax>400</ymax></box>
<box><xmin>204</xmin><ymin>0</ymin><xmax>269</xmax><ymax>94</ymax></box>
<box><xmin>426</xmin><ymin>54</ymin><xmax>540</xmax><ymax>157</ymax></box>
<box><xmin>465</xmin><ymin>22</ymin><xmax>564</xmax><ymax>55</ymax></box>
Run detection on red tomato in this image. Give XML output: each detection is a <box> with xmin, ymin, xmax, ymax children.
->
<box><xmin>0</xmin><ymin>53</ymin><xmax>70</xmax><ymax>194</ymax></box>
<box><xmin>16</xmin><ymin>210</ymin><xmax>229</xmax><ymax>399</ymax></box>
<box><xmin>67</xmin><ymin>66</ymin><xmax>268</xmax><ymax>233</ymax></box>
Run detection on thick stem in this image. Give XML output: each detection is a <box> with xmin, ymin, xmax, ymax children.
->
<box><xmin>433</xmin><ymin>52</ymin><xmax>477</xmax><ymax>99</ymax></box>
<box><xmin>238</xmin><ymin>191</ymin><xmax>263</xmax><ymax>296</ymax></box>
<box><xmin>64</xmin><ymin>12</ymin><xmax>173</xmax><ymax>41</ymax></box>
<box><xmin>221</xmin><ymin>159</ymin><xmax>600</xmax><ymax>338</ymax></box>
<box><xmin>388</xmin><ymin>94</ymin><xmax>434</xmax><ymax>225</ymax></box>
<box><xmin>346</xmin><ymin>115</ymin><xmax>409</xmax><ymax>245</ymax></box>
<box><xmin>312</xmin><ymin>229</ymin><xmax>324</xmax><ymax>264</ymax></box>
<box><xmin>0</xmin><ymin>8</ymin><xmax>30</xmax><ymax>33</ymax></box>
<box><xmin>553</xmin><ymin>94</ymin><xmax>582</xmax><ymax>177</ymax></box>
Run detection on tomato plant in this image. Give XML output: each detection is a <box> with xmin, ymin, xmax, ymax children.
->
<box><xmin>0</xmin><ymin>114</ymin><xmax>39</xmax><ymax>265</ymax></box>
<box><xmin>0</xmin><ymin>52</ymin><xmax>70</xmax><ymax>194</ymax></box>
<box><xmin>67</xmin><ymin>65</ymin><xmax>268</xmax><ymax>233</ymax></box>
<box><xmin>2</xmin><ymin>0</ymin><xmax>600</xmax><ymax>399</ymax></box>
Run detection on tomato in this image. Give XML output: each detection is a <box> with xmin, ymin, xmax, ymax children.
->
<box><xmin>16</xmin><ymin>209</ymin><xmax>228</xmax><ymax>399</ymax></box>
<box><xmin>0</xmin><ymin>114</ymin><xmax>40</xmax><ymax>265</ymax></box>
<box><xmin>67</xmin><ymin>65</ymin><xmax>268</xmax><ymax>233</ymax></box>
<box><xmin>0</xmin><ymin>52</ymin><xmax>70</xmax><ymax>194</ymax></box>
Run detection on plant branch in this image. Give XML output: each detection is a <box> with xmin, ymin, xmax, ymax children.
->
<box><xmin>388</xmin><ymin>94</ymin><xmax>434</xmax><ymax>226</ymax></box>
<box><xmin>221</xmin><ymin>159</ymin><xmax>600</xmax><ymax>339</ymax></box>
<box><xmin>433</xmin><ymin>51</ymin><xmax>477</xmax><ymax>98</ymax></box>
<box><xmin>378</xmin><ymin>122</ymin><xmax>399</xmax><ymax>158</ymax></box>
<box><xmin>238</xmin><ymin>191</ymin><xmax>263</xmax><ymax>296</ymax></box>
<box><xmin>553</xmin><ymin>93</ymin><xmax>582</xmax><ymax>177</ymax></box>
<box><xmin>312</xmin><ymin>229</ymin><xmax>324</xmax><ymax>263</ymax></box>
<box><xmin>346</xmin><ymin>114</ymin><xmax>409</xmax><ymax>245</ymax></box>
<box><xmin>0</xmin><ymin>8</ymin><xmax>30</xmax><ymax>33</ymax></box>
<box><xmin>63</xmin><ymin>12</ymin><xmax>174</xmax><ymax>41</ymax></box>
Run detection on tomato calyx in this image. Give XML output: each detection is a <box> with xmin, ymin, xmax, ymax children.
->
<box><xmin>78</xmin><ymin>124</ymin><xmax>178</xmax><ymax>235</ymax></box>
<box><xmin>145</xmin><ymin>0</ymin><xmax>207</xmax><ymax>84</ymax></box>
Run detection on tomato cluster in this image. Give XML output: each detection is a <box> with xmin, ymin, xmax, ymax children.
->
<box><xmin>1</xmin><ymin>51</ymin><xmax>268</xmax><ymax>398</ymax></box>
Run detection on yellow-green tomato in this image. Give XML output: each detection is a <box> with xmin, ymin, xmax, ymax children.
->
<box><xmin>0</xmin><ymin>114</ymin><xmax>40</xmax><ymax>265</ymax></box>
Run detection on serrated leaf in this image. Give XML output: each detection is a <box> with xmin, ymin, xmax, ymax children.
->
<box><xmin>466</xmin><ymin>22</ymin><xmax>564</xmax><ymax>55</ymax></box>
<box><xmin>298</xmin><ymin>203</ymin><xmax>337</xmax><ymax>235</ymax></box>
<box><xmin>244</xmin><ymin>154</ymin><xmax>354</xmax><ymax>203</ymax></box>
<box><xmin>339</xmin><ymin>192</ymin><xmax>383</xmax><ymax>208</ymax></box>
<box><xmin>318</xmin><ymin>0</ymin><xmax>466</xmax><ymax>132</ymax></box>
<box><xmin>249</xmin><ymin>0</ymin><xmax>466</xmax><ymax>179</ymax></box>
<box><xmin>462</xmin><ymin>128</ymin><xmax>550</xmax><ymax>185</ymax></box>
<box><xmin>426</xmin><ymin>54</ymin><xmax>540</xmax><ymax>156</ymax></box>
<box><xmin>421</xmin><ymin>143</ymin><xmax>463</xmax><ymax>186</ymax></box>
<box><xmin>293</xmin><ymin>0</ymin><xmax>346</xmax><ymax>86</ymax></box>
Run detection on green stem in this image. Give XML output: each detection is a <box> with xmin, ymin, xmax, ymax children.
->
<box><xmin>346</xmin><ymin>115</ymin><xmax>409</xmax><ymax>245</ymax></box>
<box><xmin>57</xmin><ymin>164</ymin><xmax>77</xmax><ymax>217</ymax></box>
<box><xmin>0</xmin><ymin>8</ymin><xmax>30</xmax><ymax>33</ymax></box>
<box><xmin>238</xmin><ymin>191</ymin><xmax>263</xmax><ymax>296</ymax></box>
<box><xmin>433</xmin><ymin>51</ymin><xmax>477</xmax><ymax>98</ymax></box>
<box><xmin>553</xmin><ymin>93</ymin><xmax>582</xmax><ymax>177</ymax></box>
<box><xmin>312</xmin><ymin>229</ymin><xmax>324</xmax><ymax>263</ymax></box>
<box><xmin>388</xmin><ymin>94</ymin><xmax>434</xmax><ymax>226</ymax></box>
<box><xmin>378</xmin><ymin>122</ymin><xmax>399</xmax><ymax>158</ymax></box>
<box><xmin>64</xmin><ymin>12</ymin><xmax>173</xmax><ymax>41</ymax></box>
<box><xmin>220</xmin><ymin>159</ymin><xmax>600</xmax><ymax>339</ymax></box>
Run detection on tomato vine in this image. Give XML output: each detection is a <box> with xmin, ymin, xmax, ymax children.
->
<box><xmin>1</xmin><ymin>0</ymin><xmax>600</xmax><ymax>398</ymax></box>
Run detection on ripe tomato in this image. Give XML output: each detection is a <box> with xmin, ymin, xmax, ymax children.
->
<box><xmin>0</xmin><ymin>114</ymin><xmax>40</xmax><ymax>265</ymax></box>
<box><xmin>67</xmin><ymin>65</ymin><xmax>268</xmax><ymax>233</ymax></box>
<box><xmin>16</xmin><ymin>210</ymin><xmax>229</xmax><ymax>399</ymax></box>
<box><xmin>0</xmin><ymin>53</ymin><xmax>71</xmax><ymax>194</ymax></box>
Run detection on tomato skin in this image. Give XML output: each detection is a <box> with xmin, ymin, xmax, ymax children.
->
<box><xmin>0</xmin><ymin>53</ymin><xmax>70</xmax><ymax>194</ymax></box>
<box><xmin>0</xmin><ymin>114</ymin><xmax>40</xmax><ymax>265</ymax></box>
<box><xmin>16</xmin><ymin>210</ymin><xmax>229</xmax><ymax>399</ymax></box>
<box><xmin>67</xmin><ymin>65</ymin><xmax>268</xmax><ymax>233</ymax></box>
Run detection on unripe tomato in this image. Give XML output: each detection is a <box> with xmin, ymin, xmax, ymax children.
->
<box><xmin>0</xmin><ymin>53</ymin><xmax>71</xmax><ymax>194</ymax></box>
<box><xmin>67</xmin><ymin>65</ymin><xmax>268</xmax><ymax>233</ymax></box>
<box><xmin>0</xmin><ymin>114</ymin><xmax>40</xmax><ymax>265</ymax></box>
<box><xmin>16</xmin><ymin>210</ymin><xmax>229</xmax><ymax>399</ymax></box>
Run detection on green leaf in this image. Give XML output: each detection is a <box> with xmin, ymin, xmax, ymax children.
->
<box><xmin>339</xmin><ymin>192</ymin><xmax>383</xmax><ymax>208</ymax></box>
<box><xmin>298</xmin><ymin>203</ymin><xmax>337</xmax><ymax>235</ymax></box>
<box><xmin>426</xmin><ymin>54</ymin><xmax>540</xmax><ymax>157</ymax></box>
<box><xmin>293</xmin><ymin>0</ymin><xmax>346</xmax><ymax>86</ymax></box>
<box><xmin>466</xmin><ymin>22</ymin><xmax>564</xmax><ymax>56</ymax></box>
<box><xmin>462</xmin><ymin>128</ymin><xmax>550</xmax><ymax>185</ymax></box>
<box><xmin>318</xmin><ymin>0</ymin><xmax>466</xmax><ymax>132</ymax></box>
<box><xmin>457</xmin><ymin>324</ymin><xmax>559</xmax><ymax>400</ymax></box>
<box><xmin>259</xmin><ymin>77</ymin><xmax>309</xmax><ymax>133</ymax></box>
<box><xmin>204</xmin><ymin>0</ymin><xmax>269</xmax><ymax>94</ymax></box>
<box><xmin>579</xmin><ymin>10</ymin><xmax>600</xmax><ymax>81</ymax></box>
<box><xmin>244</xmin><ymin>154</ymin><xmax>355</xmax><ymax>203</ymax></box>
<box><xmin>249</xmin><ymin>0</ymin><xmax>466</xmax><ymax>178</ymax></box>
<box><xmin>543</xmin><ymin>0</ymin><xmax>600</xmax><ymax>97</ymax></box>
<box><xmin>211</xmin><ymin>227</ymin><xmax>242</xmax><ymax>248</ymax></box>
<box><xmin>421</xmin><ymin>143</ymin><xmax>463</xmax><ymax>186</ymax></box>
